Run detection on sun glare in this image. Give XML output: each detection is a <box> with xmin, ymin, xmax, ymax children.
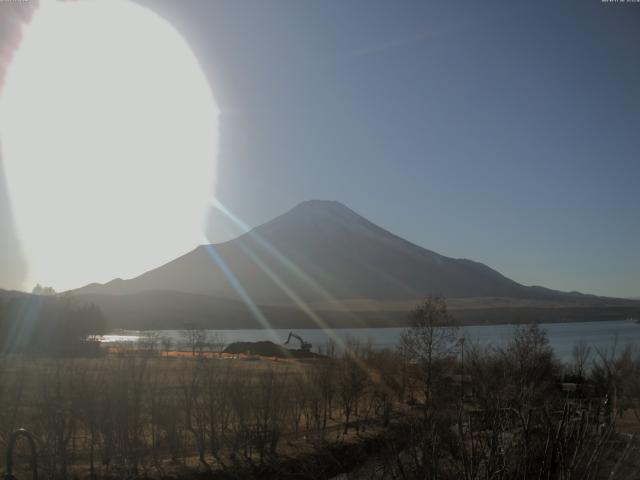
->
<box><xmin>0</xmin><ymin>0</ymin><xmax>219</xmax><ymax>291</ymax></box>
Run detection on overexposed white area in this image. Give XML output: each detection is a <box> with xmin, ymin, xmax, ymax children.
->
<box><xmin>0</xmin><ymin>0</ymin><xmax>219</xmax><ymax>291</ymax></box>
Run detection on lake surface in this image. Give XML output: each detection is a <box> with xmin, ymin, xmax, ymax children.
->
<box><xmin>102</xmin><ymin>319</ymin><xmax>640</xmax><ymax>362</ymax></box>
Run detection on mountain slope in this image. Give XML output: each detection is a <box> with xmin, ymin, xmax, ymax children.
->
<box><xmin>73</xmin><ymin>200</ymin><xmax>579</xmax><ymax>305</ymax></box>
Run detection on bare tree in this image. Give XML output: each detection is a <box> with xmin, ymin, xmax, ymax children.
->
<box><xmin>161</xmin><ymin>336</ymin><xmax>173</xmax><ymax>358</ymax></box>
<box><xmin>181</xmin><ymin>325</ymin><xmax>209</xmax><ymax>356</ymax></box>
<box><xmin>208</xmin><ymin>331</ymin><xmax>226</xmax><ymax>356</ymax></box>
<box><xmin>572</xmin><ymin>339</ymin><xmax>592</xmax><ymax>380</ymax></box>
<box><xmin>138</xmin><ymin>331</ymin><xmax>160</xmax><ymax>355</ymax></box>
<box><xmin>400</xmin><ymin>295</ymin><xmax>459</xmax><ymax>402</ymax></box>
<box><xmin>592</xmin><ymin>341</ymin><xmax>637</xmax><ymax>422</ymax></box>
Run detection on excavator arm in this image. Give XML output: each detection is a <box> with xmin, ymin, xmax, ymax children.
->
<box><xmin>283</xmin><ymin>331</ymin><xmax>312</xmax><ymax>352</ymax></box>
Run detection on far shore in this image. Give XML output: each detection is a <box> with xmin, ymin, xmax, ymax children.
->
<box><xmin>104</xmin><ymin>305</ymin><xmax>640</xmax><ymax>331</ymax></box>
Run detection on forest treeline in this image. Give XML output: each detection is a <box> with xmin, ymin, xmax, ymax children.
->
<box><xmin>0</xmin><ymin>297</ymin><xmax>639</xmax><ymax>479</ymax></box>
<box><xmin>0</xmin><ymin>295</ymin><xmax>107</xmax><ymax>354</ymax></box>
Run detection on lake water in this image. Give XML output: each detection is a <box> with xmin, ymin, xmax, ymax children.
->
<box><xmin>102</xmin><ymin>319</ymin><xmax>640</xmax><ymax>362</ymax></box>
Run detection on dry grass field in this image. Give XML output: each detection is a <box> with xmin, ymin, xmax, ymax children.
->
<box><xmin>2</xmin><ymin>301</ymin><xmax>640</xmax><ymax>479</ymax></box>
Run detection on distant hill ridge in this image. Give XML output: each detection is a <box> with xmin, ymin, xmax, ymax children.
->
<box><xmin>72</xmin><ymin>200</ymin><xmax>584</xmax><ymax>303</ymax></box>
<box><xmin>2</xmin><ymin>200</ymin><xmax>639</xmax><ymax>329</ymax></box>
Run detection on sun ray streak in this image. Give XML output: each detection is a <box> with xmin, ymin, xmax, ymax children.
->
<box><xmin>210</xmin><ymin>198</ymin><xmax>363</xmax><ymax>321</ymax></box>
<box><xmin>202</xmin><ymin>244</ymin><xmax>281</xmax><ymax>344</ymax></box>
<box><xmin>233</xmin><ymin>239</ymin><xmax>338</xmax><ymax>335</ymax></box>
<box><xmin>1</xmin><ymin>296</ymin><xmax>42</xmax><ymax>354</ymax></box>
<box><xmin>207</xmin><ymin>198</ymin><xmax>381</xmax><ymax>381</ymax></box>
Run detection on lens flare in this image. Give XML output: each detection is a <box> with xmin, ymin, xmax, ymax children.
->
<box><xmin>0</xmin><ymin>0</ymin><xmax>219</xmax><ymax>291</ymax></box>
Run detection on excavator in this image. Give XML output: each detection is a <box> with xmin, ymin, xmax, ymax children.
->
<box><xmin>284</xmin><ymin>331</ymin><xmax>312</xmax><ymax>352</ymax></box>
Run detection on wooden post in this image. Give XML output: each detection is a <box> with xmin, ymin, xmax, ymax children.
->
<box><xmin>5</xmin><ymin>428</ymin><xmax>38</xmax><ymax>480</ymax></box>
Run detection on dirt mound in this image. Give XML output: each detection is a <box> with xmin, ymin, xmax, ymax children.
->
<box><xmin>224</xmin><ymin>341</ymin><xmax>324</xmax><ymax>359</ymax></box>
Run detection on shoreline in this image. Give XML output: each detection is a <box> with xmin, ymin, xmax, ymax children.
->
<box><xmin>106</xmin><ymin>315</ymin><xmax>639</xmax><ymax>333</ymax></box>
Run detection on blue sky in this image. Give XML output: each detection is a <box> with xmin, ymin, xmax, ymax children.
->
<box><xmin>1</xmin><ymin>0</ymin><xmax>639</xmax><ymax>297</ymax></box>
